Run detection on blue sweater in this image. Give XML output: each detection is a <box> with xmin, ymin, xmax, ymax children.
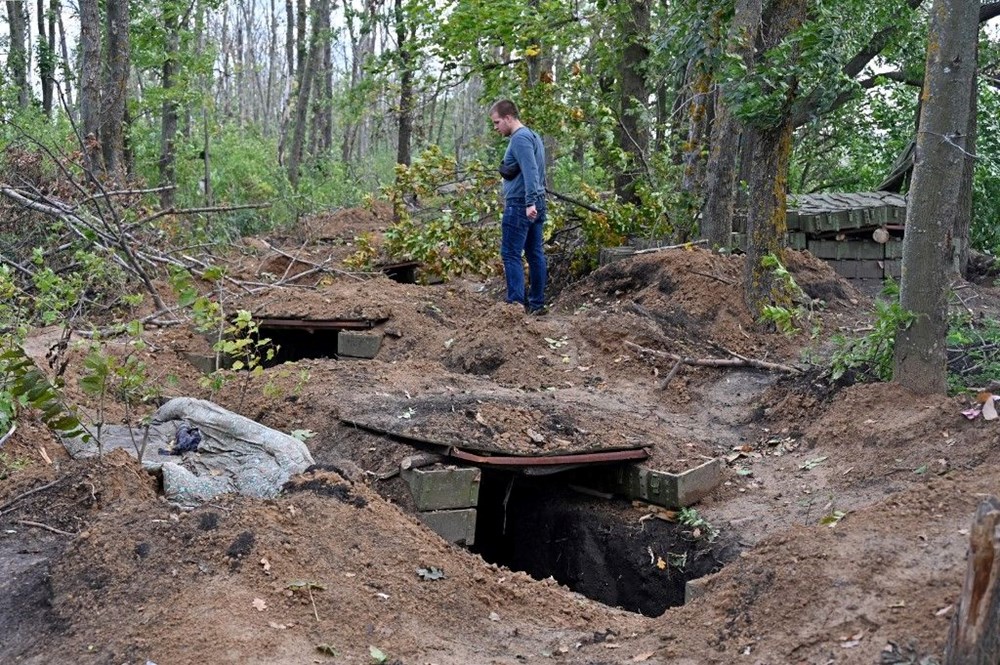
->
<box><xmin>501</xmin><ymin>127</ymin><xmax>546</xmax><ymax>207</ymax></box>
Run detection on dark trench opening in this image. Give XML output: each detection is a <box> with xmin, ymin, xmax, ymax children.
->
<box><xmin>470</xmin><ymin>468</ymin><xmax>726</xmax><ymax>617</ymax></box>
<box><xmin>256</xmin><ymin>326</ymin><xmax>340</xmax><ymax>365</ymax></box>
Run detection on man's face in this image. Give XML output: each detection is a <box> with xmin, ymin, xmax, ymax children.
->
<box><xmin>491</xmin><ymin>112</ymin><xmax>513</xmax><ymax>137</ymax></box>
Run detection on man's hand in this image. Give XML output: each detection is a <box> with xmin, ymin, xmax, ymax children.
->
<box><xmin>526</xmin><ymin>204</ymin><xmax>538</xmax><ymax>220</ymax></box>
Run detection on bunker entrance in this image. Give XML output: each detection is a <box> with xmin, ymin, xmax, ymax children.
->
<box><xmin>470</xmin><ymin>468</ymin><xmax>726</xmax><ymax>617</ymax></box>
<box><xmin>256</xmin><ymin>325</ymin><xmax>339</xmax><ymax>365</ymax></box>
<box><xmin>256</xmin><ymin>318</ymin><xmax>383</xmax><ymax>366</ymax></box>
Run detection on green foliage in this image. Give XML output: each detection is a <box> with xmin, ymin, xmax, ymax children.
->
<box><xmin>830</xmin><ymin>284</ymin><xmax>914</xmax><ymax>382</ymax></box>
<box><xmin>946</xmin><ymin>313</ymin><xmax>1000</xmax><ymax>393</ymax></box>
<box><xmin>354</xmin><ymin>146</ymin><xmax>502</xmax><ymax>280</ymax></box>
<box><xmin>757</xmin><ymin>253</ymin><xmax>817</xmax><ymax>335</ymax></box>
<box><xmin>0</xmin><ymin>452</ymin><xmax>30</xmax><ymax>480</ymax></box>
<box><xmin>0</xmin><ymin>337</ymin><xmax>87</xmax><ymax>442</ymax></box>
<box><xmin>678</xmin><ymin>507</ymin><xmax>718</xmax><ymax>542</ymax></box>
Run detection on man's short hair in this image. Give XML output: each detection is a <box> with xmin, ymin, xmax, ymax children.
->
<box><xmin>490</xmin><ymin>99</ymin><xmax>519</xmax><ymax>119</ymax></box>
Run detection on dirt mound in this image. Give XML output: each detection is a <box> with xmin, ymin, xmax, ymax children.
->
<box><xmin>303</xmin><ymin>201</ymin><xmax>394</xmax><ymax>242</ymax></box>
<box><xmin>657</xmin><ymin>468</ymin><xmax>992</xmax><ymax>663</ymax></box>
<box><xmin>19</xmin><ymin>461</ymin><xmax>645</xmax><ymax>664</ymax></box>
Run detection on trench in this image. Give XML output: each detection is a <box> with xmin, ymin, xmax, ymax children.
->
<box><xmin>470</xmin><ymin>469</ymin><xmax>726</xmax><ymax>617</ymax></box>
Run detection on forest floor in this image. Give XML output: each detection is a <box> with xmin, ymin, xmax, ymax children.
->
<box><xmin>2</xmin><ymin>203</ymin><xmax>999</xmax><ymax>665</ymax></box>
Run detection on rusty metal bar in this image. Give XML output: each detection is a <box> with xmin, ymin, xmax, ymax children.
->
<box><xmin>448</xmin><ymin>447</ymin><xmax>648</xmax><ymax>467</ymax></box>
<box><xmin>257</xmin><ymin>317</ymin><xmax>379</xmax><ymax>330</ymax></box>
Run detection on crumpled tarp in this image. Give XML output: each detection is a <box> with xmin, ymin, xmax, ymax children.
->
<box><xmin>62</xmin><ymin>397</ymin><xmax>314</xmax><ymax>507</ymax></box>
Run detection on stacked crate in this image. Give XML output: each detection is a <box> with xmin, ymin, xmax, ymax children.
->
<box><xmin>789</xmin><ymin>191</ymin><xmax>907</xmax><ymax>287</ymax></box>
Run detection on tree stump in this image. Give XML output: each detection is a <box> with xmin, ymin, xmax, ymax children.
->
<box><xmin>944</xmin><ymin>496</ymin><xmax>1000</xmax><ymax>664</ymax></box>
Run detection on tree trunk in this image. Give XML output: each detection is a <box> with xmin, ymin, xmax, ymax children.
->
<box><xmin>740</xmin><ymin>0</ymin><xmax>806</xmax><ymax>320</ymax></box>
<box><xmin>57</xmin><ymin>10</ymin><xmax>74</xmax><ymax>111</ymax></box>
<box><xmin>79</xmin><ymin>0</ymin><xmax>104</xmax><ymax>174</ymax></box>
<box><xmin>37</xmin><ymin>0</ymin><xmax>55</xmax><ymax>115</ymax></box>
<box><xmin>285</xmin><ymin>0</ymin><xmax>295</xmax><ymax>78</ymax></box>
<box><xmin>743</xmin><ymin>119</ymin><xmax>794</xmax><ymax>319</ymax></box>
<box><xmin>296</xmin><ymin>0</ymin><xmax>307</xmax><ymax>74</ymax></box>
<box><xmin>952</xmin><ymin>58</ymin><xmax>977</xmax><ymax>279</ymax></box>
<box><xmin>159</xmin><ymin>2</ymin><xmax>180</xmax><ymax>209</ymax></box>
<box><xmin>700</xmin><ymin>0</ymin><xmax>763</xmax><ymax>249</ymax></box>
<box><xmin>319</xmin><ymin>16</ymin><xmax>333</xmax><ymax>154</ymax></box>
<box><xmin>944</xmin><ymin>496</ymin><xmax>1000</xmax><ymax>665</ymax></box>
<box><xmin>893</xmin><ymin>0</ymin><xmax>978</xmax><ymax>394</ymax></box>
<box><xmin>101</xmin><ymin>0</ymin><xmax>131</xmax><ymax>178</ymax></box>
<box><xmin>6</xmin><ymin>0</ymin><xmax>31</xmax><ymax>108</ymax></box>
<box><xmin>287</xmin><ymin>0</ymin><xmax>324</xmax><ymax>189</ymax></box>
<box><xmin>613</xmin><ymin>0</ymin><xmax>651</xmax><ymax>206</ymax></box>
<box><xmin>394</xmin><ymin>0</ymin><xmax>414</xmax><ymax>167</ymax></box>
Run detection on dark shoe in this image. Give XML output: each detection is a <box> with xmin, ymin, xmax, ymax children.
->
<box><xmin>526</xmin><ymin>306</ymin><xmax>549</xmax><ymax>316</ymax></box>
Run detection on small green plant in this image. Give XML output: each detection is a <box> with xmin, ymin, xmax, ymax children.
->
<box><xmin>678</xmin><ymin>507</ymin><xmax>718</xmax><ymax>542</ymax></box>
<box><xmin>830</xmin><ymin>288</ymin><xmax>915</xmax><ymax>382</ymax></box>
<box><xmin>79</xmin><ymin>326</ymin><xmax>157</xmax><ymax>457</ymax></box>
<box><xmin>201</xmin><ymin>310</ymin><xmax>278</xmax><ymax>408</ymax></box>
<box><xmin>946</xmin><ymin>313</ymin><xmax>1000</xmax><ymax>393</ymax></box>
<box><xmin>760</xmin><ymin>304</ymin><xmax>800</xmax><ymax>335</ymax></box>
<box><xmin>758</xmin><ymin>253</ymin><xmax>817</xmax><ymax>335</ymax></box>
<box><xmin>0</xmin><ymin>337</ymin><xmax>88</xmax><ymax>444</ymax></box>
<box><xmin>0</xmin><ymin>452</ymin><xmax>29</xmax><ymax>479</ymax></box>
<box><xmin>350</xmin><ymin>146</ymin><xmax>502</xmax><ymax>281</ymax></box>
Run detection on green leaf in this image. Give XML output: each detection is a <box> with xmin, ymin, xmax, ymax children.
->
<box><xmin>799</xmin><ymin>456</ymin><xmax>828</xmax><ymax>471</ymax></box>
<box><xmin>369</xmin><ymin>646</ymin><xmax>388</xmax><ymax>664</ymax></box>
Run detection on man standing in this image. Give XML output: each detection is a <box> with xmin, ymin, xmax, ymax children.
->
<box><xmin>489</xmin><ymin>99</ymin><xmax>548</xmax><ymax>315</ymax></box>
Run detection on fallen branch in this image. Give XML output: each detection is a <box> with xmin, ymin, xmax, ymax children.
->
<box><xmin>689</xmin><ymin>269</ymin><xmax>736</xmax><ymax>285</ymax></box>
<box><xmin>136</xmin><ymin>202</ymin><xmax>272</xmax><ymax>226</ymax></box>
<box><xmin>632</xmin><ymin>239</ymin><xmax>709</xmax><ymax>255</ymax></box>
<box><xmin>259</xmin><ymin>240</ymin><xmax>364</xmax><ymax>282</ymax></box>
<box><xmin>658</xmin><ymin>358</ymin><xmax>685</xmax><ymax>391</ymax></box>
<box><xmin>14</xmin><ymin>519</ymin><xmax>76</xmax><ymax>536</ymax></box>
<box><xmin>545</xmin><ymin>188</ymin><xmax>607</xmax><ymax>215</ymax></box>
<box><xmin>0</xmin><ymin>476</ymin><xmax>66</xmax><ymax>515</ymax></box>
<box><xmin>624</xmin><ymin>341</ymin><xmax>801</xmax><ymax>375</ymax></box>
<box><xmin>0</xmin><ymin>423</ymin><xmax>17</xmax><ymax>448</ymax></box>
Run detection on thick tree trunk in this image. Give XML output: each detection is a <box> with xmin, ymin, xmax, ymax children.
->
<box><xmin>743</xmin><ymin>119</ymin><xmax>794</xmax><ymax>319</ymax></box>
<box><xmin>6</xmin><ymin>0</ymin><xmax>31</xmax><ymax>108</ymax></box>
<box><xmin>613</xmin><ymin>0</ymin><xmax>651</xmax><ymax>206</ymax></box>
<box><xmin>79</xmin><ymin>0</ymin><xmax>104</xmax><ymax>174</ymax></box>
<box><xmin>159</xmin><ymin>3</ymin><xmax>180</xmax><ymax>209</ymax></box>
<box><xmin>101</xmin><ymin>0</ymin><xmax>131</xmax><ymax>178</ymax></box>
<box><xmin>893</xmin><ymin>0</ymin><xmax>979</xmax><ymax>394</ymax></box>
<box><xmin>701</xmin><ymin>0</ymin><xmax>764</xmax><ymax>248</ymax></box>
<box><xmin>944</xmin><ymin>496</ymin><xmax>1000</xmax><ymax>665</ymax></box>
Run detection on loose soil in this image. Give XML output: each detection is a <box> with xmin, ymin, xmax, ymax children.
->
<box><xmin>2</xmin><ymin>207</ymin><xmax>999</xmax><ymax>665</ymax></box>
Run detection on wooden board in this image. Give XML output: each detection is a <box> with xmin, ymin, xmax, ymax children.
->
<box><xmin>339</xmin><ymin>389</ymin><xmax>656</xmax><ymax>458</ymax></box>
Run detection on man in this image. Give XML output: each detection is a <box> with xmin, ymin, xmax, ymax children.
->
<box><xmin>489</xmin><ymin>99</ymin><xmax>548</xmax><ymax>315</ymax></box>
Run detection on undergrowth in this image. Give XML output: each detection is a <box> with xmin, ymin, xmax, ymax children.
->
<box><xmin>829</xmin><ymin>280</ymin><xmax>1000</xmax><ymax>393</ymax></box>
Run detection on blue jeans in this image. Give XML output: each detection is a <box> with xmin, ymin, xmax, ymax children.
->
<box><xmin>501</xmin><ymin>198</ymin><xmax>547</xmax><ymax>311</ymax></box>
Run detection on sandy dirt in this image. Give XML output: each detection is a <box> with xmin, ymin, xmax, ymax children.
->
<box><xmin>2</xmin><ymin>206</ymin><xmax>999</xmax><ymax>665</ymax></box>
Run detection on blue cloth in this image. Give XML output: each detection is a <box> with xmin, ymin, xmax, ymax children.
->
<box><xmin>159</xmin><ymin>424</ymin><xmax>202</xmax><ymax>456</ymax></box>
<box><xmin>501</xmin><ymin>198</ymin><xmax>547</xmax><ymax>311</ymax></box>
<box><xmin>501</xmin><ymin>127</ymin><xmax>546</xmax><ymax>207</ymax></box>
